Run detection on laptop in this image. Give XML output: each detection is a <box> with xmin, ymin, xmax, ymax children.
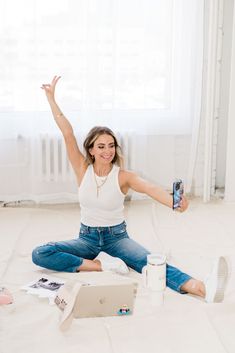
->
<box><xmin>56</xmin><ymin>274</ymin><xmax>137</xmax><ymax>330</ymax></box>
<box><xmin>73</xmin><ymin>281</ymin><xmax>136</xmax><ymax>318</ymax></box>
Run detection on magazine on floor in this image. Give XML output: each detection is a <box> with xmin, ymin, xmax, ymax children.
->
<box><xmin>21</xmin><ymin>276</ymin><xmax>65</xmax><ymax>305</ymax></box>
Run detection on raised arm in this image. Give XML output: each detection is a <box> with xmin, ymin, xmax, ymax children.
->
<box><xmin>41</xmin><ymin>76</ymin><xmax>86</xmax><ymax>182</ymax></box>
<box><xmin>122</xmin><ymin>171</ymin><xmax>188</xmax><ymax>211</ymax></box>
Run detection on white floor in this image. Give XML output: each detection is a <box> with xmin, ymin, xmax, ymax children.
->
<box><xmin>0</xmin><ymin>197</ymin><xmax>235</xmax><ymax>353</ymax></box>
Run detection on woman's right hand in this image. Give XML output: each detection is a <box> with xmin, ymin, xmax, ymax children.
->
<box><xmin>41</xmin><ymin>75</ymin><xmax>61</xmax><ymax>102</ymax></box>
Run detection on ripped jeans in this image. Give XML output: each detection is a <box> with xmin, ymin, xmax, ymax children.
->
<box><xmin>32</xmin><ymin>221</ymin><xmax>191</xmax><ymax>293</ymax></box>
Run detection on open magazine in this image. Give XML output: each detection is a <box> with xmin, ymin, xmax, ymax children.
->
<box><xmin>21</xmin><ymin>276</ymin><xmax>65</xmax><ymax>305</ymax></box>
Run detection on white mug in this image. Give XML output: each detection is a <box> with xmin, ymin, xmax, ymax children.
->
<box><xmin>142</xmin><ymin>253</ymin><xmax>166</xmax><ymax>291</ymax></box>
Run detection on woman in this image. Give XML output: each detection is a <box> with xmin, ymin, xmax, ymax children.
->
<box><xmin>32</xmin><ymin>76</ymin><xmax>228</xmax><ymax>303</ymax></box>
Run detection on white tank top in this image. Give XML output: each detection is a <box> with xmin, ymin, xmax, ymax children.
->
<box><xmin>78</xmin><ymin>164</ymin><xmax>125</xmax><ymax>226</ymax></box>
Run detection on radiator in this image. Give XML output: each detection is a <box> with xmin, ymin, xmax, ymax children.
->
<box><xmin>36</xmin><ymin>133</ymin><xmax>133</xmax><ymax>183</ymax></box>
<box><xmin>36</xmin><ymin>134</ymin><xmax>74</xmax><ymax>183</ymax></box>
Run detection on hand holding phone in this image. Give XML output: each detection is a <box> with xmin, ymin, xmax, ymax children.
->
<box><xmin>173</xmin><ymin>179</ymin><xmax>184</xmax><ymax>210</ymax></box>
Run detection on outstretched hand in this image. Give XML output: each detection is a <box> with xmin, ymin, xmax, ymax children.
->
<box><xmin>176</xmin><ymin>195</ymin><xmax>188</xmax><ymax>213</ymax></box>
<box><xmin>41</xmin><ymin>75</ymin><xmax>61</xmax><ymax>101</ymax></box>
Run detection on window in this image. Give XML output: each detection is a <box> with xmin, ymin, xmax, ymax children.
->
<box><xmin>0</xmin><ymin>0</ymin><xmax>203</xmax><ymax>136</ymax></box>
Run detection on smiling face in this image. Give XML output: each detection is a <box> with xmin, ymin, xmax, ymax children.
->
<box><xmin>89</xmin><ymin>134</ymin><xmax>116</xmax><ymax>165</ymax></box>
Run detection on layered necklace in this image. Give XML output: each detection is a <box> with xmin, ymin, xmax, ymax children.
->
<box><xmin>93</xmin><ymin>165</ymin><xmax>113</xmax><ymax>197</ymax></box>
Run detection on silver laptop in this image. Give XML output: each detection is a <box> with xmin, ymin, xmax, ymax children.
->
<box><xmin>73</xmin><ymin>281</ymin><xmax>136</xmax><ymax>318</ymax></box>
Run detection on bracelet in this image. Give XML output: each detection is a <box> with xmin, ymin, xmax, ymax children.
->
<box><xmin>56</xmin><ymin>112</ymin><xmax>64</xmax><ymax>118</ymax></box>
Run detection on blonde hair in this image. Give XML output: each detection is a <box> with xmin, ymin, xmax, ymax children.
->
<box><xmin>83</xmin><ymin>126</ymin><xmax>122</xmax><ymax>166</ymax></box>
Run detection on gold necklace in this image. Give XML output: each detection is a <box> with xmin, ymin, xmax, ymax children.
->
<box><xmin>93</xmin><ymin>167</ymin><xmax>112</xmax><ymax>197</ymax></box>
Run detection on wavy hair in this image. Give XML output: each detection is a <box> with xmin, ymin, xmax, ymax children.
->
<box><xmin>83</xmin><ymin>126</ymin><xmax>122</xmax><ymax>166</ymax></box>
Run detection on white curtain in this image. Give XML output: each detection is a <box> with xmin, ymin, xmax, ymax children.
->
<box><xmin>0</xmin><ymin>0</ymin><xmax>203</xmax><ymax>136</ymax></box>
<box><xmin>0</xmin><ymin>0</ymin><xmax>204</xmax><ymax>202</ymax></box>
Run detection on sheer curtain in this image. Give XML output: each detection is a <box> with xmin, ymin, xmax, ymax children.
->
<box><xmin>0</xmin><ymin>0</ymin><xmax>203</xmax><ymax>134</ymax></box>
<box><xmin>0</xmin><ymin>0</ymin><xmax>204</xmax><ymax>201</ymax></box>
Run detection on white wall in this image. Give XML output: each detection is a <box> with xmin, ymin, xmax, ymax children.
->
<box><xmin>216</xmin><ymin>0</ymin><xmax>234</xmax><ymax>188</ymax></box>
<box><xmin>224</xmin><ymin>0</ymin><xmax>235</xmax><ymax>201</ymax></box>
<box><xmin>195</xmin><ymin>0</ymin><xmax>235</xmax><ymax>200</ymax></box>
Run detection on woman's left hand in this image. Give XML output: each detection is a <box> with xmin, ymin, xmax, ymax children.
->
<box><xmin>177</xmin><ymin>195</ymin><xmax>189</xmax><ymax>212</ymax></box>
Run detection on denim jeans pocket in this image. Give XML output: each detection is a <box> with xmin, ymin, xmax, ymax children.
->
<box><xmin>111</xmin><ymin>222</ymin><xmax>128</xmax><ymax>237</ymax></box>
<box><xmin>79</xmin><ymin>224</ymin><xmax>89</xmax><ymax>237</ymax></box>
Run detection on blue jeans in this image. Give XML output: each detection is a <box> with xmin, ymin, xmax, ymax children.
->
<box><xmin>32</xmin><ymin>221</ymin><xmax>191</xmax><ymax>293</ymax></box>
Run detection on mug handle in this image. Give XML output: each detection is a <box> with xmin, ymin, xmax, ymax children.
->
<box><xmin>142</xmin><ymin>266</ymin><xmax>148</xmax><ymax>288</ymax></box>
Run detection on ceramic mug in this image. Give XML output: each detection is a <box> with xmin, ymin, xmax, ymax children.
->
<box><xmin>142</xmin><ymin>253</ymin><xmax>166</xmax><ymax>291</ymax></box>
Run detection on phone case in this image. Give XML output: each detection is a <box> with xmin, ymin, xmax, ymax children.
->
<box><xmin>173</xmin><ymin>179</ymin><xmax>183</xmax><ymax>210</ymax></box>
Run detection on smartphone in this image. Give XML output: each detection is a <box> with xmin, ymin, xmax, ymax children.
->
<box><xmin>173</xmin><ymin>179</ymin><xmax>184</xmax><ymax>210</ymax></box>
